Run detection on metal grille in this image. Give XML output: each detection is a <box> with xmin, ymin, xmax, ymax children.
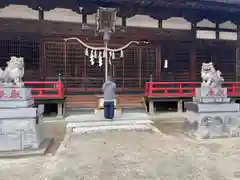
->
<box><xmin>141</xmin><ymin>47</ymin><xmax>157</xmax><ymax>87</ymax></box>
<box><xmin>110</xmin><ymin>51</ymin><xmax>123</xmax><ymax>88</ymax></box>
<box><xmin>44</xmin><ymin>42</ymin><xmax>86</xmax><ymax>88</ymax></box>
<box><xmin>66</xmin><ymin>43</ymin><xmax>85</xmax><ymax>88</ymax></box>
<box><xmin>213</xmin><ymin>46</ymin><xmax>236</xmax><ymax>81</ymax></box>
<box><xmin>45</xmin><ymin>42</ymin><xmax>65</xmax><ymax>79</ymax></box>
<box><xmin>196</xmin><ymin>47</ymin><xmax>212</xmax><ymax>81</ymax></box>
<box><xmin>0</xmin><ymin>40</ymin><xmax>40</xmax><ymax>81</ymax></box>
<box><xmin>123</xmin><ymin>47</ymin><xmax>140</xmax><ymax>88</ymax></box>
<box><xmin>236</xmin><ymin>48</ymin><xmax>240</xmax><ymax>82</ymax></box>
<box><xmin>44</xmin><ymin>41</ymin><xmax>160</xmax><ymax>92</ymax></box>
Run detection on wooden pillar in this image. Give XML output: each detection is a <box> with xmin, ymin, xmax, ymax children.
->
<box><xmin>236</xmin><ymin>25</ymin><xmax>240</xmax><ymax>82</ymax></box>
<box><xmin>39</xmin><ymin>38</ymin><xmax>45</xmax><ymax>81</ymax></box>
<box><xmin>82</xmin><ymin>8</ymin><xmax>87</xmax><ymax>26</ymax></box>
<box><xmin>190</xmin><ymin>22</ymin><xmax>197</xmax><ymax>81</ymax></box>
<box><xmin>122</xmin><ymin>55</ymin><xmax>125</xmax><ymax>89</ymax></box>
<box><xmin>82</xmin><ymin>13</ymin><xmax>87</xmax><ymax>24</ymax></box>
<box><xmin>38</xmin><ymin>7</ymin><xmax>44</xmax><ymax>20</ymax></box>
<box><xmin>122</xmin><ymin>17</ymin><xmax>126</xmax><ymax>27</ymax></box>
<box><xmin>216</xmin><ymin>22</ymin><xmax>220</xmax><ymax>40</ymax></box>
<box><xmin>39</xmin><ymin>5</ymin><xmax>45</xmax><ymax>81</ymax></box>
<box><xmin>156</xmin><ymin>47</ymin><xmax>161</xmax><ymax>81</ymax></box>
<box><xmin>158</xmin><ymin>20</ymin><xmax>162</xmax><ymax>29</ymax></box>
<box><xmin>57</xmin><ymin>103</ymin><xmax>63</xmax><ymax>117</ymax></box>
<box><xmin>139</xmin><ymin>47</ymin><xmax>142</xmax><ymax>87</ymax></box>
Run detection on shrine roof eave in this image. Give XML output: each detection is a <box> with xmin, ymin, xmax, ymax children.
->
<box><xmin>1</xmin><ymin>0</ymin><xmax>240</xmax><ymax>11</ymax></box>
<box><xmin>1</xmin><ymin>0</ymin><xmax>240</xmax><ymax>23</ymax></box>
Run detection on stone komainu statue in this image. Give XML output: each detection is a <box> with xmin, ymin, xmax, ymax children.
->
<box><xmin>0</xmin><ymin>56</ymin><xmax>24</xmax><ymax>87</ymax></box>
<box><xmin>201</xmin><ymin>62</ymin><xmax>224</xmax><ymax>89</ymax></box>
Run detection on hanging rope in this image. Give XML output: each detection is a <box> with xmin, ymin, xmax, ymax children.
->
<box><xmin>64</xmin><ymin>37</ymin><xmax>139</xmax><ymax>52</ymax></box>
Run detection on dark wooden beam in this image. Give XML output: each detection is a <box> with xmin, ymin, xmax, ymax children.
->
<box><xmin>38</xmin><ymin>7</ymin><xmax>44</xmax><ymax>20</ymax></box>
<box><xmin>122</xmin><ymin>17</ymin><xmax>126</xmax><ymax>27</ymax></box>
<box><xmin>190</xmin><ymin>22</ymin><xmax>197</xmax><ymax>81</ymax></box>
<box><xmin>216</xmin><ymin>22</ymin><xmax>220</xmax><ymax>39</ymax></box>
<box><xmin>158</xmin><ymin>20</ymin><xmax>162</xmax><ymax>28</ymax></box>
<box><xmin>82</xmin><ymin>13</ymin><xmax>87</xmax><ymax>24</ymax></box>
<box><xmin>197</xmin><ymin>26</ymin><xmax>236</xmax><ymax>33</ymax></box>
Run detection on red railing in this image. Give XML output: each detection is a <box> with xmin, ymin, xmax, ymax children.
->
<box><xmin>145</xmin><ymin>82</ymin><xmax>240</xmax><ymax>97</ymax></box>
<box><xmin>24</xmin><ymin>81</ymin><xmax>64</xmax><ymax>99</ymax></box>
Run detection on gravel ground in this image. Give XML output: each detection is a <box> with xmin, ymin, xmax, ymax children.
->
<box><xmin>1</xmin><ymin>122</ymin><xmax>240</xmax><ymax>180</ymax></box>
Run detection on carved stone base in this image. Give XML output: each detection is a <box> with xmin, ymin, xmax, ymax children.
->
<box><xmin>0</xmin><ymin>88</ymin><xmax>45</xmax><ymax>151</ymax></box>
<box><xmin>194</xmin><ymin>87</ymin><xmax>230</xmax><ymax>103</ymax></box>
<box><xmin>183</xmin><ymin>119</ymin><xmax>240</xmax><ymax>139</ymax></box>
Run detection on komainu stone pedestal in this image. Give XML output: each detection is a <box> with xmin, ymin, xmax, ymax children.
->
<box><xmin>184</xmin><ymin>87</ymin><xmax>240</xmax><ymax>139</ymax></box>
<box><xmin>0</xmin><ymin>87</ymin><xmax>51</xmax><ymax>157</ymax></box>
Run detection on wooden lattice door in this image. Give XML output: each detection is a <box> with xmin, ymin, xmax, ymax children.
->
<box><xmin>44</xmin><ymin>41</ymin><xmax>86</xmax><ymax>91</ymax></box>
<box><xmin>161</xmin><ymin>43</ymin><xmax>190</xmax><ymax>81</ymax></box>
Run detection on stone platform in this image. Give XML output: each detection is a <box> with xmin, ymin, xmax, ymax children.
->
<box><xmin>66</xmin><ymin>112</ymin><xmax>154</xmax><ymax>133</ymax></box>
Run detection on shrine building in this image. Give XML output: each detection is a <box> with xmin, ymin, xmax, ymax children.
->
<box><xmin>1</xmin><ymin>0</ymin><xmax>240</xmax><ymax>111</ymax></box>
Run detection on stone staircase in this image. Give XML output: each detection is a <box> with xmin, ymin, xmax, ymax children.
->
<box><xmin>66</xmin><ymin>94</ymin><xmax>146</xmax><ymax>115</ymax></box>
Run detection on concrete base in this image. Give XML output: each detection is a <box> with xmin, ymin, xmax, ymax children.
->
<box><xmin>185</xmin><ymin>102</ymin><xmax>240</xmax><ymax>112</ymax></box>
<box><xmin>0</xmin><ymin>138</ymin><xmax>52</xmax><ymax>158</ymax></box>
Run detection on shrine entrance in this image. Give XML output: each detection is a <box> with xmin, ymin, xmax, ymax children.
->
<box><xmin>43</xmin><ymin>39</ymin><xmax>157</xmax><ymax>94</ymax></box>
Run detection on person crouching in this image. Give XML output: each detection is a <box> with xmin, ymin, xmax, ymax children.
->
<box><xmin>102</xmin><ymin>76</ymin><xmax>116</xmax><ymax>119</ymax></box>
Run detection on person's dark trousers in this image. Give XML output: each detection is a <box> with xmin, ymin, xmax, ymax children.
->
<box><xmin>104</xmin><ymin>101</ymin><xmax>115</xmax><ymax>119</ymax></box>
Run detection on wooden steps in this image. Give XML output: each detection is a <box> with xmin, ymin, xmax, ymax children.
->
<box><xmin>66</xmin><ymin>95</ymin><xmax>98</xmax><ymax>109</ymax></box>
<box><xmin>66</xmin><ymin>94</ymin><xmax>144</xmax><ymax>109</ymax></box>
<box><xmin>118</xmin><ymin>95</ymin><xmax>145</xmax><ymax>108</ymax></box>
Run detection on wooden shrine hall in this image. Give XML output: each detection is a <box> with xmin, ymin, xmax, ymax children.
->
<box><xmin>1</xmin><ymin>0</ymin><xmax>240</xmax><ymax>112</ymax></box>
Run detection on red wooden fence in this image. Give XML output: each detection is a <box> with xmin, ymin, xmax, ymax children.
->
<box><xmin>145</xmin><ymin>82</ymin><xmax>240</xmax><ymax>97</ymax></box>
<box><xmin>24</xmin><ymin>81</ymin><xmax>64</xmax><ymax>99</ymax></box>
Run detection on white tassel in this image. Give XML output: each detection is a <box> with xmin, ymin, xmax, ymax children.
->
<box><xmin>120</xmin><ymin>50</ymin><xmax>124</xmax><ymax>58</ymax></box>
<box><xmin>90</xmin><ymin>50</ymin><xmax>94</xmax><ymax>65</ymax></box>
<box><xmin>109</xmin><ymin>51</ymin><xmax>112</xmax><ymax>58</ymax></box>
<box><xmin>85</xmin><ymin>48</ymin><xmax>89</xmax><ymax>56</ymax></box>
<box><xmin>109</xmin><ymin>56</ymin><xmax>112</xmax><ymax>65</ymax></box>
<box><xmin>98</xmin><ymin>51</ymin><xmax>103</xmax><ymax>67</ymax></box>
<box><xmin>103</xmin><ymin>50</ymin><xmax>107</xmax><ymax>58</ymax></box>
<box><xmin>94</xmin><ymin>50</ymin><xmax>97</xmax><ymax>59</ymax></box>
<box><xmin>112</xmin><ymin>52</ymin><xmax>115</xmax><ymax>59</ymax></box>
<box><xmin>108</xmin><ymin>51</ymin><xmax>112</xmax><ymax>65</ymax></box>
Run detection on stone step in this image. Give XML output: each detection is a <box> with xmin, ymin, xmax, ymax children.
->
<box><xmin>67</xmin><ymin>119</ymin><xmax>152</xmax><ymax>127</ymax></box>
<box><xmin>67</xmin><ymin>120</ymin><xmax>153</xmax><ymax>133</ymax></box>
<box><xmin>71</xmin><ymin>124</ymin><xmax>153</xmax><ymax>133</ymax></box>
